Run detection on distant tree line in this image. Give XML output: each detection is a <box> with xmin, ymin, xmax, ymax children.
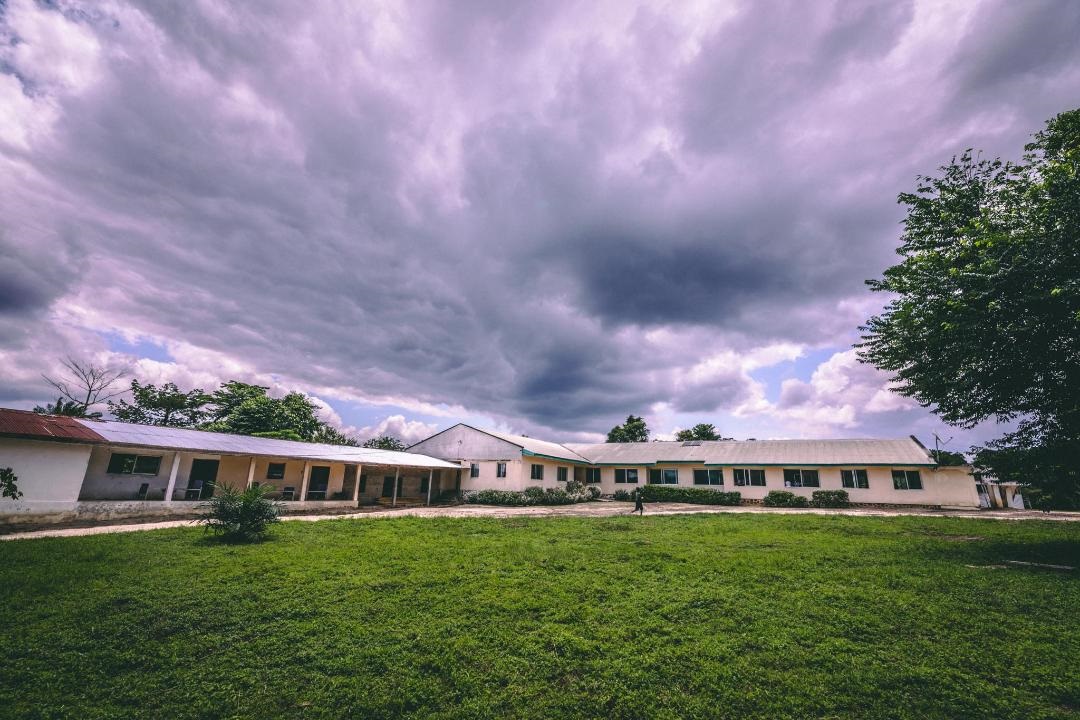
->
<box><xmin>32</xmin><ymin>358</ymin><xmax>405</xmax><ymax>449</ymax></box>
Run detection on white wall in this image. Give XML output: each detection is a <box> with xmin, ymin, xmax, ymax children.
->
<box><xmin>0</xmin><ymin>438</ymin><xmax>93</xmax><ymax>513</ymax></box>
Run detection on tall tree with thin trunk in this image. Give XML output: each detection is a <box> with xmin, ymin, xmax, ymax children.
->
<box><xmin>41</xmin><ymin>357</ymin><xmax>126</xmax><ymax>417</ymax></box>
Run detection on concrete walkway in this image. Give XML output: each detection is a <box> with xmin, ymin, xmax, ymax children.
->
<box><xmin>3</xmin><ymin>502</ymin><xmax>1078</xmax><ymax>541</ymax></box>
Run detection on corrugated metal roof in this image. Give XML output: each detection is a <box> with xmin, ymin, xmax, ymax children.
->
<box><xmin>73</xmin><ymin>419</ymin><xmax>459</xmax><ymax>469</ymax></box>
<box><xmin>564</xmin><ymin>437</ymin><xmax>936</xmax><ymax>466</ymax></box>
<box><xmin>0</xmin><ymin>408</ymin><xmax>106</xmax><ymax>443</ymax></box>
<box><xmin>478</xmin><ymin>427</ymin><xmax>592</xmax><ymax>463</ymax></box>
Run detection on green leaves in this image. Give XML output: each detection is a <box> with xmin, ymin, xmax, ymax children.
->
<box><xmin>606</xmin><ymin>414</ymin><xmax>649</xmax><ymax>443</ymax></box>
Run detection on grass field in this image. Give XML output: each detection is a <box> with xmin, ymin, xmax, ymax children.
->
<box><xmin>1</xmin><ymin>514</ymin><xmax>1077</xmax><ymax>719</ymax></box>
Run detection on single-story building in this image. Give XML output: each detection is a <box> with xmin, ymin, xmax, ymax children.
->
<box><xmin>0</xmin><ymin>408</ymin><xmax>460</xmax><ymax>525</ymax></box>
<box><xmin>407</xmin><ymin>424</ymin><xmax>983</xmax><ymax>508</ymax></box>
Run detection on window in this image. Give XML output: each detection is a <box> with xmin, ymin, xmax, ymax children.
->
<box><xmin>266</xmin><ymin>462</ymin><xmax>286</xmax><ymax>480</ymax></box>
<box><xmin>841</xmin><ymin>469</ymin><xmax>869</xmax><ymax>489</ymax></box>
<box><xmin>531</xmin><ymin>464</ymin><xmax>544</xmax><ymax>480</ymax></box>
<box><xmin>497</xmin><ymin>462</ymin><xmax>507</xmax><ymax>478</ymax></box>
<box><xmin>693</xmin><ymin>469</ymin><xmax>724</xmax><ymax>485</ymax></box>
<box><xmin>470</xmin><ymin>463</ymin><xmax>480</xmax><ymax>478</ymax></box>
<box><xmin>614</xmin><ymin>468</ymin><xmax>639</xmax><ymax>484</ymax></box>
<box><xmin>106</xmin><ymin>453</ymin><xmax>162</xmax><ymax>476</ymax></box>
<box><xmin>733</xmin><ymin>468</ymin><xmax>766</xmax><ymax>487</ymax></box>
<box><xmin>650</xmin><ymin>468</ymin><xmax>679</xmax><ymax>484</ymax></box>
<box><xmin>892</xmin><ymin>470</ymin><xmax>923</xmax><ymax>490</ymax></box>
<box><xmin>783</xmin><ymin>469</ymin><xmax>820</xmax><ymax>488</ymax></box>
<box><xmin>585</xmin><ymin>467</ymin><xmax>601</xmax><ymax>484</ymax></box>
<box><xmin>557</xmin><ymin>467</ymin><xmax>568</xmax><ymax>482</ymax></box>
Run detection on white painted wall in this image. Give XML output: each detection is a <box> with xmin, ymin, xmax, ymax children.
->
<box><xmin>0</xmin><ymin>438</ymin><xmax>93</xmax><ymax>513</ymax></box>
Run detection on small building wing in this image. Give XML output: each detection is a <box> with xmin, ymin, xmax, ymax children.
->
<box><xmin>0</xmin><ymin>408</ymin><xmax>105</xmax><ymax>444</ymax></box>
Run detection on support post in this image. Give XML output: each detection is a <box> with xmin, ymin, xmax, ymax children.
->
<box><xmin>352</xmin><ymin>464</ymin><xmax>363</xmax><ymax>504</ymax></box>
<box><xmin>426</xmin><ymin>469</ymin><xmax>433</xmax><ymax>506</ymax></box>
<box><xmin>300</xmin><ymin>461</ymin><xmax>311</xmax><ymax>502</ymax></box>
<box><xmin>246</xmin><ymin>457</ymin><xmax>256</xmax><ymax>489</ymax></box>
<box><xmin>164</xmin><ymin>452</ymin><xmax>182</xmax><ymax>503</ymax></box>
<box><xmin>391</xmin><ymin>466</ymin><xmax>400</xmax><ymax>507</ymax></box>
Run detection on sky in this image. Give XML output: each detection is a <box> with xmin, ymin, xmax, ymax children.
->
<box><xmin>2</xmin><ymin>0</ymin><xmax>1079</xmax><ymax>450</ymax></box>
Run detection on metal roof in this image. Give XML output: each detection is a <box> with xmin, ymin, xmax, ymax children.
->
<box><xmin>73</xmin><ymin>419</ymin><xmax>459</xmax><ymax>469</ymax></box>
<box><xmin>0</xmin><ymin>408</ymin><xmax>106</xmax><ymax>444</ymax></box>
<box><xmin>477</xmin><ymin>427</ymin><xmax>592</xmax><ymax>464</ymax></box>
<box><xmin>564</xmin><ymin>437</ymin><xmax>936</xmax><ymax>466</ymax></box>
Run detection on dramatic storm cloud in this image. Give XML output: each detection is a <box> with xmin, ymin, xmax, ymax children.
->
<box><xmin>2</xmin><ymin>0</ymin><xmax>1079</xmax><ymax>446</ymax></box>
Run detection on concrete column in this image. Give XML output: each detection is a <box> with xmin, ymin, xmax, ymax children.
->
<box><xmin>391</xmin><ymin>467</ymin><xmax>400</xmax><ymax>507</ymax></box>
<box><xmin>163</xmin><ymin>452</ymin><xmax>182</xmax><ymax>503</ymax></box>
<box><xmin>426</xmin><ymin>469</ymin><xmax>433</xmax><ymax>506</ymax></box>
<box><xmin>300</xmin><ymin>461</ymin><xmax>311</xmax><ymax>502</ymax></box>
<box><xmin>245</xmin><ymin>457</ymin><xmax>257</xmax><ymax>489</ymax></box>
<box><xmin>352</xmin><ymin>464</ymin><xmax>363</xmax><ymax>504</ymax></box>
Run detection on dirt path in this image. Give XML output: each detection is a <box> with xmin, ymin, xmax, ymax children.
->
<box><xmin>3</xmin><ymin>502</ymin><xmax>1077</xmax><ymax>541</ymax></box>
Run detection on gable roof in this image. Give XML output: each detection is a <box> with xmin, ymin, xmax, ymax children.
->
<box><xmin>73</xmin><ymin>418</ymin><xmax>459</xmax><ymax>469</ymax></box>
<box><xmin>478</xmin><ymin>427</ymin><xmax>592</xmax><ymax>464</ymax></box>
<box><xmin>565</xmin><ymin>437</ymin><xmax>936</xmax><ymax>466</ymax></box>
<box><xmin>0</xmin><ymin>408</ymin><xmax>106</xmax><ymax>444</ymax></box>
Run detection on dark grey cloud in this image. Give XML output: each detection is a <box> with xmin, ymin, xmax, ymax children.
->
<box><xmin>1</xmin><ymin>0</ymin><xmax>1079</xmax><ymax>439</ymax></box>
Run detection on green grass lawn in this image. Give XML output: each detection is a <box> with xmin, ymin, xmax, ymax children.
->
<box><xmin>1</xmin><ymin>514</ymin><xmax>1077</xmax><ymax>719</ymax></box>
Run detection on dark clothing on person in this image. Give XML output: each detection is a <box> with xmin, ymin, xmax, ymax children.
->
<box><xmin>634</xmin><ymin>493</ymin><xmax>644</xmax><ymax>515</ymax></box>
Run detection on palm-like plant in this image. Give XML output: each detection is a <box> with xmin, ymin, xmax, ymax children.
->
<box><xmin>33</xmin><ymin>397</ymin><xmax>102</xmax><ymax>419</ymax></box>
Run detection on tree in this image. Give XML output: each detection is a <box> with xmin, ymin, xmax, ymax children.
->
<box><xmin>41</xmin><ymin>357</ymin><xmax>126</xmax><ymax>416</ymax></box>
<box><xmin>108</xmin><ymin>380</ymin><xmax>210</xmax><ymax>427</ymax></box>
<box><xmin>674</xmin><ymin>423</ymin><xmax>732</xmax><ymax>441</ymax></box>
<box><xmin>206</xmin><ymin>381</ymin><xmax>270</xmax><ymax>423</ymax></box>
<box><xmin>362</xmin><ymin>435</ymin><xmax>407</xmax><ymax>451</ymax></box>
<box><xmin>0</xmin><ymin>467</ymin><xmax>21</xmax><ymax>501</ymax></box>
<box><xmin>312</xmin><ymin>424</ymin><xmax>361</xmax><ymax>446</ymax></box>
<box><xmin>607</xmin><ymin>415</ymin><xmax>649</xmax><ymax>443</ymax></box>
<box><xmin>929</xmin><ymin>449</ymin><xmax>967</xmax><ymax>466</ymax></box>
<box><xmin>34</xmin><ymin>397</ymin><xmax>101</xmax><ymax>419</ymax></box>
<box><xmin>859</xmin><ymin>108</ymin><xmax>1080</xmax><ymax>508</ymax></box>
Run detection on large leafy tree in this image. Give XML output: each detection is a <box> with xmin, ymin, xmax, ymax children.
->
<box><xmin>607</xmin><ymin>415</ymin><xmax>649</xmax><ymax>443</ymax></box>
<box><xmin>859</xmin><ymin>108</ymin><xmax>1080</xmax><ymax>508</ymax></box>
<box><xmin>34</xmin><ymin>397</ymin><xmax>102</xmax><ymax>419</ymax></box>
<box><xmin>108</xmin><ymin>380</ymin><xmax>210</xmax><ymax>427</ymax></box>
<box><xmin>674</xmin><ymin>423</ymin><xmax>732</xmax><ymax>441</ymax></box>
<box><xmin>362</xmin><ymin>435</ymin><xmax>407</xmax><ymax>451</ymax></box>
<box><xmin>204</xmin><ymin>390</ymin><xmax>325</xmax><ymax>441</ymax></box>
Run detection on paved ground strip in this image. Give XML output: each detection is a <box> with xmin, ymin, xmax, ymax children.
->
<box><xmin>3</xmin><ymin>502</ymin><xmax>1078</xmax><ymax>541</ymax></box>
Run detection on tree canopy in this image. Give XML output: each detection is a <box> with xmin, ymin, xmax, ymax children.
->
<box><xmin>362</xmin><ymin>435</ymin><xmax>408</xmax><ymax>451</ymax></box>
<box><xmin>108</xmin><ymin>380</ymin><xmax>210</xmax><ymax>427</ymax></box>
<box><xmin>674</xmin><ymin>423</ymin><xmax>732</xmax><ymax>442</ymax></box>
<box><xmin>859</xmin><ymin>108</ymin><xmax>1080</xmax><ymax>508</ymax></box>
<box><xmin>607</xmin><ymin>415</ymin><xmax>649</xmax><ymax>443</ymax></box>
<box><xmin>34</xmin><ymin>397</ymin><xmax>102</xmax><ymax>419</ymax></box>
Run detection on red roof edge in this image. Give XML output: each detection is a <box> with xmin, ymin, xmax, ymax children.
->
<box><xmin>0</xmin><ymin>408</ymin><xmax>107</xmax><ymax>444</ymax></box>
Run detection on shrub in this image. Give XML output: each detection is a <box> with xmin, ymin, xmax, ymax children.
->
<box><xmin>639</xmin><ymin>485</ymin><xmax>741</xmax><ymax>505</ymax></box>
<box><xmin>763</xmin><ymin>490</ymin><xmax>809</xmax><ymax>508</ymax></box>
<box><xmin>0</xmin><ymin>467</ymin><xmax>21</xmax><ymax>500</ymax></box>
<box><xmin>461</xmin><ymin>485</ymin><xmax>599</xmax><ymax>506</ymax></box>
<box><xmin>611</xmin><ymin>489</ymin><xmax>634</xmax><ymax>501</ymax></box>
<box><xmin>565</xmin><ymin>479</ymin><xmax>585</xmax><ymax>494</ymax></box>
<box><xmin>199</xmin><ymin>484</ymin><xmax>281</xmax><ymax>541</ymax></box>
<box><xmin>811</xmin><ymin>490</ymin><xmax>851</xmax><ymax>508</ymax></box>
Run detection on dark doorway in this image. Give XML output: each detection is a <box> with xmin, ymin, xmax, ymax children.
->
<box><xmin>187</xmin><ymin>459</ymin><xmax>219</xmax><ymax>500</ymax></box>
<box><xmin>382</xmin><ymin>476</ymin><xmax>395</xmax><ymax>498</ymax></box>
<box><xmin>307</xmin><ymin>466</ymin><xmax>330</xmax><ymax>500</ymax></box>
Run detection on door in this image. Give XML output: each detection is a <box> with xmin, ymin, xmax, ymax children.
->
<box><xmin>307</xmin><ymin>466</ymin><xmax>331</xmax><ymax>500</ymax></box>
<box><xmin>382</xmin><ymin>476</ymin><xmax>395</xmax><ymax>497</ymax></box>
<box><xmin>188</xmin><ymin>459</ymin><xmax>219</xmax><ymax>499</ymax></box>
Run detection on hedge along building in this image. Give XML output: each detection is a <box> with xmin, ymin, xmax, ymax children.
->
<box><xmin>0</xmin><ymin>408</ymin><xmax>460</xmax><ymax>525</ymax></box>
<box><xmin>408</xmin><ymin>424</ymin><xmax>982</xmax><ymax>508</ymax></box>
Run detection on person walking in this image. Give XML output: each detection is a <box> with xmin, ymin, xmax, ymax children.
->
<box><xmin>633</xmin><ymin>488</ymin><xmax>644</xmax><ymax>516</ymax></box>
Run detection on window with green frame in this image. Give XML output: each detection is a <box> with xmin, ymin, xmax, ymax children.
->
<box><xmin>648</xmin><ymin>468</ymin><xmax>678</xmax><ymax>484</ymax></box>
<box><xmin>693</xmin><ymin>469</ymin><xmax>723</xmax><ymax>485</ymax></box>
<box><xmin>733</xmin><ymin>468</ymin><xmax>766</xmax><ymax>486</ymax></box>
<box><xmin>106</xmin><ymin>453</ymin><xmax>162</xmax><ymax>476</ymax></box>
<box><xmin>783</xmin><ymin>469</ymin><xmax>820</xmax><ymax>488</ymax></box>
<box><xmin>557</xmin><ymin>467</ymin><xmax>568</xmax><ymax>482</ymax></box>
<box><xmin>841</xmin><ymin>469</ymin><xmax>869</xmax><ymax>489</ymax></box>
<box><xmin>892</xmin><ymin>469</ymin><xmax>923</xmax><ymax>490</ymax></box>
<box><xmin>614</xmin><ymin>468</ymin><xmax>638</xmax><ymax>484</ymax></box>
<box><xmin>530</xmin><ymin>464</ymin><xmax>544</xmax><ymax>480</ymax></box>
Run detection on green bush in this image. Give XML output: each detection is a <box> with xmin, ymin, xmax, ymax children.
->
<box><xmin>611</xmin><ymin>489</ymin><xmax>634</xmax><ymax>501</ymax></box>
<box><xmin>199</xmin><ymin>484</ymin><xmax>281</xmax><ymax>541</ymax></box>
<box><xmin>462</xmin><ymin>485</ymin><xmax>596</xmax><ymax>506</ymax></box>
<box><xmin>762</xmin><ymin>490</ymin><xmax>810</xmax><ymax>508</ymax></box>
<box><xmin>0</xmin><ymin>467</ymin><xmax>21</xmax><ymax>501</ymax></box>
<box><xmin>811</xmin><ymin>490</ymin><xmax>851</xmax><ymax>508</ymax></box>
<box><xmin>639</xmin><ymin>485</ymin><xmax>741</xmax><ymax>505</ymax></box>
